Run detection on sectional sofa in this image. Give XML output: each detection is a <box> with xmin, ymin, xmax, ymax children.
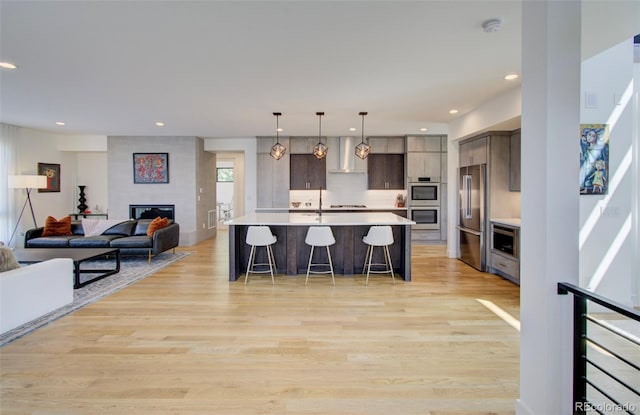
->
<box><xmin>24</xmin><ymin>219</ymin><xmax>180</xmax><ymax>262</ymax></box>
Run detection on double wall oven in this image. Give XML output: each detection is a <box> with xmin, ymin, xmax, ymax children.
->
<box><xmin>408</xmin><ymin>182</ymin><xmax>440</xmax><ymax>230</ymax></box>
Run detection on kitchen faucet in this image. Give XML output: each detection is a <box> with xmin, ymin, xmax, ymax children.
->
<box><xmin>317</xmin><ymin>186</ymin><xmax>323</xmax><ymax>216</ymax></box>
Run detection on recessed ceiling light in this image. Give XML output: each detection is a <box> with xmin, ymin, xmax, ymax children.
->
<box><xmin>449</xmin><ymin>109</ymin><xmax>459</xmax><ymax>114</ymax></box>
<box><xmin>155</xmin><ymin>122</ymin><xmax>165</xmax><ymax>127</ymax></box>
<box><xmin>0</xmin><ymin>62</ymin><xmax>17</xmax><ymax>69</ymax></box>
<box><xmin>420</xmin><ymin>128</ymin><xmax>428</xmax><ymax>132</ymax></box>
<box><xmin>55</xmin><ymin>121</ymin><xmax>65</xmax><ymax>126</ymax></box>
<box><xmin>276</xmin><ymin>128</ymin><xmax>283</xmax><ymax>132</ymax></box>
<box><xmin>505</xmin><ymin>73</ymin><xmax>519</xmax><ymax>80</ymax></box>
<box><xmin>349</xmin><ymin>127</ymin><xmax>357</xmax><ymax>132</ymax></box>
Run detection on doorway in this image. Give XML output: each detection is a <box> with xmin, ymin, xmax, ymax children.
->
<box><xmin>215</xmin><ymin>153</ymin><xmax>245</xmax><ymax>229</ymax></box>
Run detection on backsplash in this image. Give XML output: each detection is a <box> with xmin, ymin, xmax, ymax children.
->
<box><xmin>289</xmin><ymin>174</ymin><xmax>406</xmax><ymax>209</ymax></box>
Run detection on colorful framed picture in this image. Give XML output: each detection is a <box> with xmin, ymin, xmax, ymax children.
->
<box><xmin>580</xmin><ymin>124</ymin><xmax>609</xmax><ymax>195</ymax></box>
<box><xmin>37</xmin><ymin>162</ymin><xmax>61</xmax><ymax>192</ymax></box>
<box><xmin>133</xmin><ymin>153</ymin><xmax>169</xmax><ymax>184</ymax></box>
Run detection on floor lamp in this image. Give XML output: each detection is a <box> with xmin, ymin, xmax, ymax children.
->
<box><xmin>7</xmin><ymin>175</ymin><xmax>48</xmax><ymax>247</ymax></box>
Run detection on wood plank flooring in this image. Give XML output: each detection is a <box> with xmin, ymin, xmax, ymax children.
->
<box><xmin>0</xmin><ymin>232</ymin><xmax>520</xmax><ymax>415</ymax></box>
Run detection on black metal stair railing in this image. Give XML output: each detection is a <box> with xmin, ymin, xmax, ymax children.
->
<box><xmin>558</xmin><ymin>282</ymin><xmax>640</xmax><ymax>415</ymax></box>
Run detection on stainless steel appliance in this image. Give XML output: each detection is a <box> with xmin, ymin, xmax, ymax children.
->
<box><xmin>409</xmin><ymin>182</ymin><xmax>440</xmax><ymax>206</ymax></box>
<box><xmin>457</xmin><ymin>164</ymin><xmax>486</xmax><ymax>271</ymax></box>
<box><xmin>408</xmin><ymin>207</ymin><xmax>440</xmax><ymax>230</ymax></box>
<box><xmin>491</xmin><ymin>224</ymin><xmax>518</xmax><ymax>260</ymax></box>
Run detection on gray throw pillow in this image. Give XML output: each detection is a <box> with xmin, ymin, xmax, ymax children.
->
<box><xmin>0</xmin><ymin>246</ymin><xmax>21</xmax><ymax>272</ymax></box>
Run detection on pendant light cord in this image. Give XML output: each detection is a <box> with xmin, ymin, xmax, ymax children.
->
<box><xmin>316</xmin><ymin>112</ymin><xmax>324</xmax><ymax>144</ymax></box>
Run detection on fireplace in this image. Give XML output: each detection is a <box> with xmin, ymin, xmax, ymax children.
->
<box><xmin>130</xmin><ymin>204</ymin><xmax>175</xmax><ymax>220</ymax></box>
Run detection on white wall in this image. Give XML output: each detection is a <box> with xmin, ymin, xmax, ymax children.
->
<box><xmin>204</xmin><ymin>137</ymin><xmax>257</xmax><ymax>215</ymax></box>
<box><xmin>59</xmin><ymin>136</ymin><xmax>110</xmax><ymax>214</ymax></box>
<box><xmin>580</xmin><ymin>38</ymin><xmax>638</xmax><ymax>306</ymax></box>
<box><xmin>5</xmin><ymin>128</ymin><xmax>103</xmax><ymax>242</ymax></box>
<box><xmin>75</xmin><ymin>153</ymin><xmax>108</xmax><ymax>214</ymax></box>
<box><xmin>448</xmin><ymin>87</ymin><xmax>522</xmax><ymax>142</ymax></box>
<box><xmin>634</xmin><ymin>47</ymin><xmax>640</xmax><ymax>307</ymax></box>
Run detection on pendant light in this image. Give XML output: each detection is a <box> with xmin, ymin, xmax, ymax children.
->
<box><xmin>270</xmin><ymin>112</ymin><xmax>286</xmax><ymax>160</ymax></box>
<box><xmin>355</xmin><ymin>111</ymin><xmax>370</xmax><ymax>159</ymax></box>
<box><xmin>313</xmin><ymin>112</ymin><xmax>328</xmax><ymax>159</ymax></box>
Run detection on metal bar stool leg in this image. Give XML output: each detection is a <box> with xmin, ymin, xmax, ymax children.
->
<box><xmin>384</xmin><ymin>245</ymin><xmax>395</xmax><ymax>284</ymax></box>
<box><xmin>363</xmin><ymin>244</ymin><xmax>371</xmax><ymax>274</ymax></box>
<box><xmin>267</xmin><ymin>245</ymin><xmax>275</xmax><ymax>285</ymax></box>
<box><xmin>326</xmin><ymin>245</ymin><xmax>335</xmax><ymax>286</ymax></box>
<box><xmin>245</xmin><ymin>245</ymin><xmax>256</xmax><ymax>285</ymax></box>
<box><xmin>305</xmin><ymin>245</ymin><xmax>315</xmax><ymax>285</ymax></box>
<box><xmin>365</xmin><ymin>246</ymin><xmax>375</xmax><ymax>286</ymax></box>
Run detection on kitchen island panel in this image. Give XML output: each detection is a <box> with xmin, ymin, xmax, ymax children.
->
<box><xmin>228</xmin><ymin>213</ymin><xmax>413</xmax><ymax>282</ymax></box>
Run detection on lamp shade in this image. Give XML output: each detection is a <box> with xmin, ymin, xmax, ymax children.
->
<box><xmin>8</xmin><ymin>175</ymin><xmax>48</xmax><ymax>189</ymax></box>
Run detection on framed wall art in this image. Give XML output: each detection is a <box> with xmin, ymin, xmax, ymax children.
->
<box><xmin>133</xmin><ymin>153</ymin><xmax>169</xmax><ymax>184</ymax></box>
<box><xmin>579</xmin><ymin>124</ymin><xmax>609</xmax><ymax>195</ymax></box>
<box><xmin>37</xmin><ymin>162</ymin><xmax>61</xmax><ymax>192</ymax></box>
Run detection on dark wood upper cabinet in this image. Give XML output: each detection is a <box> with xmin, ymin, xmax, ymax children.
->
<box><xmin>290</xmin><ymin>154</ymin><xmax>326</xmax><ymax>190</ymax></box>
<box><xmin>367</xmin><ymin>154</ymin><xmax>405</xmax><ymax>189</ymax></box>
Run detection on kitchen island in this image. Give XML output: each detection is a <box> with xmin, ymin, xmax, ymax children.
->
<box><xmin>227</xmin><ymin>212</ymin><xmax>415</xmax><ymax>282</ymax></box>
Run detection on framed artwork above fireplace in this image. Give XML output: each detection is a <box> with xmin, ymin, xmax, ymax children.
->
<box><xmin>133</xmin><ymin>153</ymin><xmax>169</xmax><ymax>184</ymax></box>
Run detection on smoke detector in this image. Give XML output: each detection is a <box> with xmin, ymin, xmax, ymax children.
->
<box><xmin>482</xmin><ymin>18</ymin><xmax>503</xmax><ymax>33</ymax></box>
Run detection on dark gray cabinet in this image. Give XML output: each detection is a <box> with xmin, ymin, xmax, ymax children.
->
<box><xmin>290</xmin><ymin>154</ymin><xmax>326</xmax><ymax>190</ymax></box>
<box><xmin>367</xmin><ymin>154</ymin><xmax>405</xmax><ymax>189</ymax></box>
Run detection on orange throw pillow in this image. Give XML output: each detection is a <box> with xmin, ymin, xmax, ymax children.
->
<box><xmin>42</xmin><ymin>215</ymin><xmax>73</xmax><ymax>236</ymax></box>
<box><xmin>147</xmin><ymin>217</ymin><xmax>169</xmax><ymax>237</ymax></box>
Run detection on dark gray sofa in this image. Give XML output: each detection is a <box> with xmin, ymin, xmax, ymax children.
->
<box><xmin>24</xmin><ymin>219</ymin><xmax>180</xmax><ymax>262</ymax></box>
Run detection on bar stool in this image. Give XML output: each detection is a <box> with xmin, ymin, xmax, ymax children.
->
<box><xmin>244</xmin><ymin>226</ymin><xmax>277</xmax><ymax>285</ymax></box>
<box><xmin>362</xmin><ymin>226</ymin><xmax>395</xmax><ymax>285</ymax></box>
<box><xmin>304</xmin><ymin>226</ymin><xmax>336</xmax><ymax>285</ymax></box>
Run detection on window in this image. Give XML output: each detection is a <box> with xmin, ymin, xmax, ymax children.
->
<box><xmin>216</xmin><ymin>167</ymin><xmax>234</xmax><ymax>182</ymax></box>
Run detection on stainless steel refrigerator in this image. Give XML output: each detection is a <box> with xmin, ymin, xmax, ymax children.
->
<box><xmin>458</xmin><ymin>164</ymin><xmax>487</xmax><ymax>271</ymax></box>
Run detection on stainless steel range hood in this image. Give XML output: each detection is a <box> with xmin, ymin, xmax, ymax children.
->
<box><xmin>328</xmin><ymin>136</ymin><xmax>366</xmax><ymax>174</ymax></box>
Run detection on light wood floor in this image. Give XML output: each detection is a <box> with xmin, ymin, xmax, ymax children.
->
<box><xmin>0</xmin><ymin>231</ymin><xmax>520</xmax><ymax>415</ymax></box>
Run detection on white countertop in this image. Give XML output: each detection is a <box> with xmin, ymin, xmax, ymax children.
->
<box><xmin>491</xmin><ymin>218</ymin><xmax>521</xmax><ymax>228</ymax></box>
<box><xmin>255</xmin><ymin>207</ymin><xmax>408</xmax><ymax>212</ymax></box>
<box><xmin>228</xmin><ymin>212</ymin><xmax>415</xmax><ymax>226</ymax></box>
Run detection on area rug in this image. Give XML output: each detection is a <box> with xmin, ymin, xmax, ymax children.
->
<box><xmin>0</xmin><ymin>251</ymin><xmax>191</xmax><ymax>346</ymax></box>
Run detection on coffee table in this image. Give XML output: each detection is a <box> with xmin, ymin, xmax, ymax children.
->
<box><xmin>13</xmin><ymin>248</ymin><xmax>121</xmax><ymax>289</ymax></box>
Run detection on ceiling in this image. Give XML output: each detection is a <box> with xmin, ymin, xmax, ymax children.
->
<box><xmin>1</xmin><ymin>1</ymin><xmax>638</xmax><ymax>138</ymax></box>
